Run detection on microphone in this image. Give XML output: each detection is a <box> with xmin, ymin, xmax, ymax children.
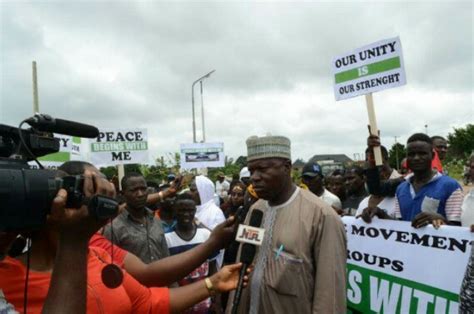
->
<box><xmin>232</xmin><ymin>209</ymin><xmax>264</xmax><ymax>314</ymax></box>
<box><xmin>25</xmin><ymin>114</ymin><xmax>99</xmax><ymax>138</ymax></box>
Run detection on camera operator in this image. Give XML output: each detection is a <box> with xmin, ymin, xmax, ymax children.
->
<box><xmin>61</xmin><ymin>161</ymin><xmax>238</xmax><ymax>288</ymax></box>
<box><xmin>1</xmin><ymin>170</ymin><xmax>116</xmax><ymax>314</ymax></box>
<box><xmin>0</xmin><ymin>168</ymin><xmax>250</xmax><ymax>313</ymax></box>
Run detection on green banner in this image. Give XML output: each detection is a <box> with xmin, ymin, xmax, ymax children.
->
<box><xmin>91</xmin><ymin>141</ymin><xmax>148</xmax><ymax>152</ymax></box>
<box><xmin>347</xmin><ymin>264</ymin><xmax>459</xmax><ymax>314</ymax></box>
<box><xmin>38</xmin><ymin>151</ymin><xmax>70</xmax><ymax>162</ymax></box>
<box><xmin>335</xmin><ymin>57</ymin><xmax>401</xmax><ymax>84</ymax></box>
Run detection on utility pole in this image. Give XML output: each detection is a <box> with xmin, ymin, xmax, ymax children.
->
<box><xmin>191</xmin><ymin>70</ymin><xmax>215</xmax><ymax>143</ymax></box>
<box><xmin>32</xmin><ymin>61</ymin><xmax>40</xmax><ymax>113</ymax></box>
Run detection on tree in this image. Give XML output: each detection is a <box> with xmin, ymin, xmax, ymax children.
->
<box><xmin>447</xmin><ymin>124</ymin><xmax>474</xmax><ymax>160</ymax></box>
<box><xmin>207</xmin><ymin>156</ymin><xmax>243</xmax><ymax>182</ymax></box>
<box><xmin>388</xmin><ymin>143</ymin><xmax>406</xmax><ymax>170</ymax></box>
<box><xmin>100</xmin><ymin>166</ymin><xmax>118</xmax><ymax>179</ymax></box>
<box><xmin>234</xmin><ymin>156</ymin><xmax>247</xmax><ymax>168</ymax></box>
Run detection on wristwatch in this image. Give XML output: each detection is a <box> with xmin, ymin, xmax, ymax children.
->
<box><xmin>204</xmin><ymin>277</ymin><xmax>216</xmax><ymax>297</ymax></box>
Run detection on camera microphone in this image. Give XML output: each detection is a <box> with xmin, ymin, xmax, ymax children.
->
<box><xmin>25</xmin><ymin>114</ymin><xmax>99</xmax><ymax>138</ymax></box>
<box><xmin>232</xmin><ymin>209</ymin><xmax>264</xmax><ymax>314</ymax></box>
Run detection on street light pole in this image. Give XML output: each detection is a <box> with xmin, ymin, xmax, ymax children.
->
<box><xmin>394</xmin><ymin>136</ymin><xmax>399</xmax><ymax>170</ymax></box>
<box><xmin>191</xmin><ymin>83</ymin><xmax>197</xmax><ymax>143</ymax></box>
<box><xmin>200</xmin><ymin>81</ymin><xmax>206</xmax><ymax>142</ymax></box>
<box><xmin>191</xmin><ymin>70</ymin><xmax>215</xmax><ymax>143</ymax></box>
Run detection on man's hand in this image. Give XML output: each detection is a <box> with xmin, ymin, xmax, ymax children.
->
<box><xmin>48</xmin><ymin>170</ymin><xmax>116</xmax><ymax>240</ymax></box>
<box><xmin>209</xmin><ymin>216</ymin><xmax>237</xmax><ymax>249</ymax></box>
<box><xmin>411</xmin><ymin>212</ymin><xmax>447</xmax><ymax>229</ymax></box>
<box><xmin>332</xmin><ymin>206</ymin><xmax>344</xmax><ymax>216</ymax></box>
<box><xmin>168</xmin><ymin>175</ymin><xmax>183</xmax><ymax>194</ymax></box>
<box><xmin>357</xmin><ymin>207</ymin><xmax>390</xmax><ymax>223</ymax></box>
<box><xmin>209</xmin><ymin>263</ymin><xmax>251</xmax><ymax>293</ymax></box>
<box><xmin>367</xmin><ymin>134</ymin><xmax>381</xmax><ymax>148</ymax></box>
<box><xmin>366</xmin><ymin>134</ymin><xmax>381</xmax><ymax>168</ymax></box>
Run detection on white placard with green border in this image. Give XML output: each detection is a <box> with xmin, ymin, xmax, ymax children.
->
<box><xmin>342</xmin><ymin>216</ymin><xmax>472</xmax><ymax>314</ymax></box>
<box><xmin>90</xmin><ymin>128</ymin><xmax>148</xmax><ymax>166</ymax></box>
<box><xmin>180</xmin><ymin>142</ymin><xmax>224</xmax><ymax>170</ymax></box>
<box><xmin>29</xmin><ymin>135</ymin><xmax>82</xmax><ymax>169</ymax></box>
<box><xmin>332</xmin><ymin>37</ymin><xmax>406</xmax><ymax>100</ymax></box>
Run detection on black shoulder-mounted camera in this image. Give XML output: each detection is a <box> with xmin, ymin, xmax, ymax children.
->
<box><xmin>0</xmin><ymin>114</ymin><xmax>117</xmax><ymax>231</ymax></box>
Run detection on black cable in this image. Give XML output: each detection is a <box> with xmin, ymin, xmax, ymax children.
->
<box><xmin>111</xmin><ymin>219</ymin><xmax>114</xmax><ymax>264</ymax></box>
<box><xmin>23</xmin><ymin>238</ymin><xmax>32</xmax><ymax>313</ymax></box>
<box><xmin>18</xmin><ymin>120</ymin><xmax>44</xmax><ymax>169</ymax></box>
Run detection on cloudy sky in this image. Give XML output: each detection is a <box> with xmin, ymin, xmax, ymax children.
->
<box><xmin>1</xmin><ymin>0</ymin><xmax>472</xmax><ymax>164</ymax></box>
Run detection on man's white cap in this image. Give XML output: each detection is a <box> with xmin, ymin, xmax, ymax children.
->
<box><xmin>239</xmin><ymin>167</ymin><xmax>251</xmax><ymax>179</ymax></box>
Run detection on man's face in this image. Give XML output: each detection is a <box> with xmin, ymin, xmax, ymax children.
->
<box><xmin>123</xmin><ymin>176</ymin><xmax>148</xmax><ymax>210</ymax></box>
<box><xmin>432</xmin><ymin>138</ymin><xmax>448</xmax><ymax>161</ymax></box>
<box><xmin>175</xmin><ymin>200</ymin><xmax>196</xmax><ymax>228</ymax></box>
<box><xmin>345</xmin><ymin>170</ymin><xmax>365</xmax><ymax>195</ymax></box>
<box><xmin>406</xmin><ymin>141</ymin><xmax>433</xmax><ymax>172</ymax></box>
<box><xmin>327</xmin><ymin>175</ymin><xmax>346</xmax><ymax>198</ymax></box>
<box><xmin>301</xmin><ymin>174</ymin><xmax>323</xmax><ymax>195</ymax></box>
<box><xmin>248</xmin><ymin>158</ymin><xmax>290</xmax><ymax>201</ymax></box>
<box><xmin>217</xmin><ymin>176</ymin><xmax>224</xmax><ymax>183</ymax></box>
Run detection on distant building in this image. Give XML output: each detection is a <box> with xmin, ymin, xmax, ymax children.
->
<box><xmin>309</xmin><ymin>154</ymin><xmax>353</xmax><ymax>164</ymax></box>
<box><xmin>308</xmin><ymin>154</ymin><xmax>353</xmax><ymax>176</ymax></box>
<box><xmin>292</xmin><ymin>159</ymin><xmax>306</xmax><ymax>172</ymax></box>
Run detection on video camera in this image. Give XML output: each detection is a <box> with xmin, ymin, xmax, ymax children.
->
<box><xmin>0</xmin><ymin>114</ymin><xmax>118</xmax><ymax>231</ymax></box>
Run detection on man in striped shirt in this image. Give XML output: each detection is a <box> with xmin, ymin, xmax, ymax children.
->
<box><xmin>394</xmin><ymin>133</ymin><xmax>463</xmax><ymax>228</ymax></box>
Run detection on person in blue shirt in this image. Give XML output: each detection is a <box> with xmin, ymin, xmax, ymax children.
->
<box><xmin>393</xmin><ymin>133</ymin><xmax>463</xmax><ymax>228</ymax></box>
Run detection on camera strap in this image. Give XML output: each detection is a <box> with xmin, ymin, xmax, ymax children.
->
<box><xmin>100</xmin><ymin>219</ymin><xmax>123</xmax><ymax>289</ymax></box>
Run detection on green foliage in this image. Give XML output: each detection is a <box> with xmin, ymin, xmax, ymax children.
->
<box><xmin>234</xmin><ymin>156</ymin><xmax>247</xmax><ymax>168</ymax></box>
<box><xmin>446</xmin><ymin>124</ymin><xmax>474</xmax><ymax>160</ymax></box>
<box><xmin>100</xmin><ymin>166</ymin><xmax>117</xmax><ymax>179</ymax></box>
<box><xmin>445</xmin><ymin>160</ymin><xmax>464</xmax><ymax>180</ymax></box>
<box><xmin>98</xmin><ymin>153</ymin><xmax>245</xmax><ymax>186</ymax></box>
<box><xmin>99</xmin><ymin>154</ymin><xmax>181</xmax><ymax>184</ymax></box>
<box><xmin>388</xmin><ymin>143</ymin><xmax>406</xmax><ymax>170</ymax></box>
<box><xmin>207</xmin><ymin>156</ymin><xmax>242</xmax><ymax>182</ymax></box>
<box><xmin>124</xmin><ymin>164</ymin><xmax>142</xmax><ymax>174</ymax></box>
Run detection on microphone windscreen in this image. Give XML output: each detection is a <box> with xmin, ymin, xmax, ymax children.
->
<box><xmin>54</xmin><ymin>118</ymin><xmax>99</xmax><ymax>138</ymax></box>
<box><xmin>248</xmin><ymin>209</ymin><xmax>263</xmax><ymax>227</ymax></box>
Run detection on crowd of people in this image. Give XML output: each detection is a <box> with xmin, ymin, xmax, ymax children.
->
<box><xmin>1</xmin><ymin>131</ymin><xmax>473</xmax><ymax>313</ymax></box>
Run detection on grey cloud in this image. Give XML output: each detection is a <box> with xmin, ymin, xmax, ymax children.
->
<box><xmin>1</xmin><ymin>1</ymin><xmax>472</xmax><ymax>163</ymax></box>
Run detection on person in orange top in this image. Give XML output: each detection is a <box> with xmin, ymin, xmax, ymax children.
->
<box><xmin>0</xmin><ymin>171</ymin><xmax>249</xmax><ymax>314</ymax></box>
<box><xmin>1</xmin><ymin>168</ymin><xmax>118</xmax><ymax>314</ymax></box>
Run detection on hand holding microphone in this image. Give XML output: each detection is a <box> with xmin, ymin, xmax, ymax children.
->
<box><xmin>231</xmin><ymin>209</ymin><xmax>265</xmax><ymax>314</ymax></box>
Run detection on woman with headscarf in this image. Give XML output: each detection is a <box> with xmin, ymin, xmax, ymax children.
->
<box><xmin>190</xmin><ymin>175</ymin><xmax>226</xmax><ymax>267</ymax></box>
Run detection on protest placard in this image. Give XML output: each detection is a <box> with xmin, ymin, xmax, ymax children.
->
<box><xmin>342</xmin><ymin>217</ymin><xmax>473</xmax><ymax>313</ymax></box>
<box><xmin>90</xmin><ymin>128</ymin><xmax>148</xmax><ymax>166</ymax></box>
<box><xmin>180</xmin><ymin>142</ymin><xmax>225</xmax><ymax>170</ymax></box>
<box><xmin>332</xmin><ymin>37</ymin><xmax>406</xmax><ymax>101</ymax></box>
<box><xmin>332</xmin><ymin>37</ymin><xmax>406</xmax><ymax>166</ymax></box>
